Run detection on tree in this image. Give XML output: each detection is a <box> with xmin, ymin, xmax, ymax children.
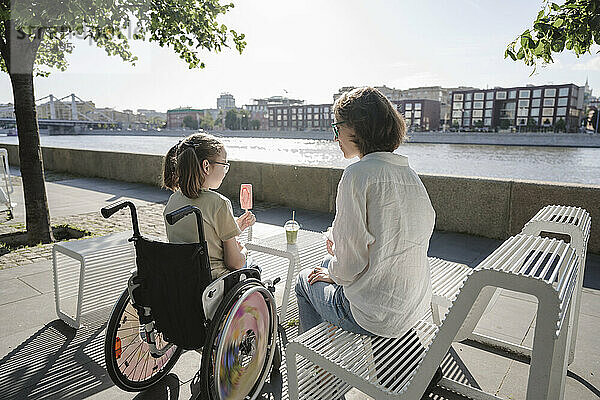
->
<box><xmin>554</xmin><ymin>118</ymin><xmax>567</xmax><ymax>132</ymax></box>
<box><xmin>526</xmin><ymin>117</ymin><xmax>538</xmax><ymax>132</ymax></box>
<box><xmin>240</xmin><ymin>109</ymin><xmax>249</xmax><ymax>130</ymax></box>
<box><xmin>505</xmin><ymin>0</ymin><xmax>600</xmax><ymax>71</ymax></box>
<box><xmin>199</xmin><ymin>113</ymin><xmax>214</xmax><ymax>130</ymax></box>
<box><xmin>224</xmin><ymin>109</ymin><xmax>240</xmax><ymax>130</ymax></box>
<box><xmin>183</xmin><ymin>115</ymin><xmax>199</xmax><ymax>130</ymax></box>
<box><xmin>250</xmin><ymin>119</ymin><xmax>261</xmax><ymax>130</ymax></box>
<box><xmin>499</xmin><ymin>119</ymin><xmax>511</xmax><ymax>130</ymax></box>
<box><xmin>587</xmin><ymin>107</ymin><xmax>598</xmax><ymax>131</ymax></box>
<box><xmin>0</xmin><ymin>0</ymin><xmax>245</xmax><ymax>243</ymax></box>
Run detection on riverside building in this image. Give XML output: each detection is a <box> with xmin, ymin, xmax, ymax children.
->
<box><xmin>217</xmin><ymin>93</ymin><xmax>236</xmax><ymax>111</ymax></box>
<box><xmin>244</xmin><ymin>96</ymin><xmax>304</xmax><ymax>130</ymax></box>
<box><xmin>334</xmin><ymin>85</ymin><xmax>476</xmax><ymax>130</ymax></box>
<box><xmin>268</xmin><ymin>103</ymin><xmax>333</xmax><ymax>131</ymax></box>
<box><xmin>450</xmin><ymin>84</ymin><xmax>585</xmax><ymax>132</ymax></box>
<box><xmin>393</xmin><ymin>99</ymin><xmax>440</xmax><ymax>131</ymax></box>
<box><xmin>166</xmin><ymin>108</ymin><xmax>204</xmax><ymax>129</ymax></box>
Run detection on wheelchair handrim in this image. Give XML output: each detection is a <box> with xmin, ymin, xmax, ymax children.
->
<box><xmin>105</xmin><ymin>288</ymin><xmax>182</xmax><ymax>391</ymax></box>
<box><xmin>213</xmin><ymin>285</ymin><xmax>277</xmax><ymax>400</ymax></box>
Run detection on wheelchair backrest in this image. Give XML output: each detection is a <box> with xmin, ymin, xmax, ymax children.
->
<box><xmin>133</xmin><ymin>237</ymin><xmax>212</xmax><ymax>350</ymax></box>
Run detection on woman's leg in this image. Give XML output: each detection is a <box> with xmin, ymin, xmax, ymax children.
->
<box><xmin>295</xmin><ymin>256</ymin><xmax>372</xmax><ymax>336</ymax></box>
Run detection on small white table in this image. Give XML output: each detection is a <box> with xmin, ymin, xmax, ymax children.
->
<box><xmin>52</xmin><ymin>231</ymin><xmax>135</xmax><ymax>328</ymax></box>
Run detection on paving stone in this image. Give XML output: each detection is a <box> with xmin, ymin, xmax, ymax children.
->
<box><xmin>18</xmin><ymin>270</ymin><xmax>55</xmax><ymax>295</ymax></box>
<box><xmin>580</xmin><ymin>288</ymin><xmax>600</xmax><ymax>318</ymax></box>
<box><xmin>0</xmin><ymin>278</ymin><xmax>41</xmax><ymax>305</ymax></box>
<box><xmin>472</xmin><ymin>293</ymin><xmax>537</xmax><ymax>343</ymax></box>
<box><xmin>0</xmin><ymin>293</ymin><xmax>55</xmax><ymax>338</ymax></box>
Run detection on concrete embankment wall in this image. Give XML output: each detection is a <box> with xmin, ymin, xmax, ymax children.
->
<box><xmin>4</xmin><ymin>144</ymin><xmax>599</xmax><ymax>254</ymax></box>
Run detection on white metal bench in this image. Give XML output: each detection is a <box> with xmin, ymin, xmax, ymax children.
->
<box><xmin>0</xmin><ymin>148</ymin><xmax>15</xmax><ymax>218</ymax></box>
<box><xmin>52</xmin><ymin>231</ymin><xmax>135</xmax><ymax>328</ymax></box>
<box><xmin>521</xmin><ymin>205</ymin><xmax>590</xmax><ymax>364</ymax></box>
<box><xmin>244</xmin><ymin>229</ymin><xmax>469</xmax><ymax>343</ymax></box>
<box><xmin>287</xmin><ymin>234</ymin><xmax>579</xmax><ymax>400</ymax></box>
<box><xmin>452</xmin><ymin>205</ymin><xmax>590</xmax><ymax>364</ymax></box>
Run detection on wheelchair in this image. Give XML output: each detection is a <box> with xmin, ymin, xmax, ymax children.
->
<box><xmin>101</xmin><ymin>201</ymin><xmax>281</xmax><ymax>399</ymax></box>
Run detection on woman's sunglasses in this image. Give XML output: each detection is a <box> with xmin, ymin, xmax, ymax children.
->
<box><xmin>331</xmin><ymin>121</ymin><xmax>346</xmax><ymax>140</ymax></box>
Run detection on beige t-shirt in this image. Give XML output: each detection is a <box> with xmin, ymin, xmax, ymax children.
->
<box><xmin>164</xmin><ymin>189</ymin><xmax>242</xmax><ymax>279</ymax></box>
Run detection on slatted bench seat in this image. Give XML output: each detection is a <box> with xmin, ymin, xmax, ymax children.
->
<box><xmin>53</xmin><ymin>231</ymin><xmax>135</xmax><ymax>328</ymax></box>
<box><xmin>287</xmin><ymin>234</ymin><xmax>580</xmax><ymax>400</ymax></box>
<box><xmin>453</xmin><ymin>205</ymin><xmax>591</xmax><ymax>361</ymax></box>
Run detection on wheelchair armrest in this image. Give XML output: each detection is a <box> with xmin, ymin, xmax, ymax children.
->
<box><xmin>202</xmin><ymin>268</ymin><xmax>261</xmax><ymax>320</ymax></box>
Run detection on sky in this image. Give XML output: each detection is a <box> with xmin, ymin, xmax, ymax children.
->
<box><xmin>1</xmin><ymin>0</ymin><xmax>599</xmax><ymax>112</ymax></box>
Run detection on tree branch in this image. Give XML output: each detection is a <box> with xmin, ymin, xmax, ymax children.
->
<box><xmin>1</xmin><ymin>18</ymin><xmax>10</xmax><ymax>66</ymax></box>
<box><xmin>30</xmin><ymin>26</ymin><xmax>44</xmax><ymax>54</ymax></box>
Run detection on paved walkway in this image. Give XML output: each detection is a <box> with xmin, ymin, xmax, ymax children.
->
<box><xmin>0</xmin><ymin>174</ymin><xmax>598</xmax><ymax>399</ymax></box>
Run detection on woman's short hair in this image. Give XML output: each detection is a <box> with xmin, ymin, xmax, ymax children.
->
<box><xmin>162</xmin><ymin>132</ymin><xmax>224</xmax><ymax>198</ymax></box>
<box><xmin>333</xmin><ymin>87</ymin><xmax>406</xmax><ymax>155</ymax></box>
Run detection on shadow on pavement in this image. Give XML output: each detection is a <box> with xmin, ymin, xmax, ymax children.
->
<box><xmin>0</xmin><ymin>316</ymin><xmax>110</xmax><ymax>399</ymax></box>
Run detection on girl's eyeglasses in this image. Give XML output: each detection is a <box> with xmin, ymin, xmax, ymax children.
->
<box><xmin>212</xmin><ymin>161</ymin><xmax>230</xmax><ymax>173</ymax></box>
<box><xmin>331</xmin><ymin>121</ymin><xmax>346</xmax><ymax>140</ymax></box>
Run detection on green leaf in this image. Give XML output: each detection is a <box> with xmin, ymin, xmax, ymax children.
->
<box><xmin>505</xmin><ymin>49</ymin><xmax>517</xmax><ymax>61</ymax></box>
<box><xmin>553</xmin><ymin>18</ymin><xmax>564</xmax><ymax>28</ymax></box>
<box><xmin>537</xmin><ymin>9</ymin><xmax>546</xmax><ymax>21</ymax></box>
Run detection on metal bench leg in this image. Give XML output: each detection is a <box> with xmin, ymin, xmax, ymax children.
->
<box><xmin>456</xmin><ymin>285</ymin><xmax>498</xmax><ymax>341</ymax></box>
<box><xmin>527</xmin><ymin>298</ymin><xmax>571</xmax><ymax>400</ymax></box>
<box><xmin>431</xmin><ymin>302</ymin><xmax>442</xmax><ymax>326</ymax></box>
<box><xmin>568</xmin><ymin>250</ymin><xmax>585</xmax><ymax>364</ymax></box>
<box><xmin>286</xmin><ymin>343</ymin><xmax>300</xmax><ymax>400</ymax></box>
<box><xmin>280</xmin><ymin>255</ymin><xmax>296</xmax><ymax>324</ymax></box>
<box><xmin>522</xmin><ymin>223</ymin><xmax>587</xmax><ymax>366</ymax></box>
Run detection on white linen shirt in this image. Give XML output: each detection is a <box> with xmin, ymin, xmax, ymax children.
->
<box><xmin>328</xmin><ymin>152</ymin><xmax>435</xmax><ymax>338</ymax></box>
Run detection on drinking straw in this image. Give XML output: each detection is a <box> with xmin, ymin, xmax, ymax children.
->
<box><xmin>292</xmin><ymin>210</ymin><xmax>295</xmax><ymax>223</ymax></box>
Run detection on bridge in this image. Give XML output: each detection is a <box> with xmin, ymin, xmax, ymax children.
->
<box><xmin>0</xmin><ymin>93</ymin><xmax>159</xmax><ymax>134</ymax></box>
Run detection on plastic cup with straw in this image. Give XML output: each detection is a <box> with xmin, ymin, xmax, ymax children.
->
<box><xmin>284</xmin><ymin>210</ymin><xmax>299</xmax><ymax>244</ymax></box>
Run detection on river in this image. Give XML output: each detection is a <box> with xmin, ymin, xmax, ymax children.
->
<box><xmin>1</xmin><ymin>135</ymin><xmax>598</xmax><ymax>185</ymax></box>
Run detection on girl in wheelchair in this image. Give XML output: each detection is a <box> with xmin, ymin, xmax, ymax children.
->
<box><xmin>162</xmin><ymin>132</ymin><xmax>257</xmax><ymax>280</ymax></box>
<box><xmin>101</xmin><ymin>134</ymin><xmax>280</xmax><ymax>399</ymax></box>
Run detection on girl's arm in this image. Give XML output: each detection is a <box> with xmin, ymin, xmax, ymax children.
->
<box><xmin>223</xmin><ymin>237</ymin><xmax>247</xmax><ymax>270</ymax></box>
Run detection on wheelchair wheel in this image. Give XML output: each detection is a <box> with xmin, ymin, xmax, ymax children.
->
<box><xmin>201</xmin><ymin>279</ymin><xmax>278</xmax><ymax>400</ymax></box>
<box><xmin>104</xmin><ymin>288</ymin><xmax>183</xmax><ymax>391</ymax></box>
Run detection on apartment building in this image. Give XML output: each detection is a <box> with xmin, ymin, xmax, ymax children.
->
<box><xmin>166</xmin><ymin>108</ymin><xmax>204</xmax><ymax>129</ymax></box>
<box><xmin>450</xmin><ymin>84</ymin><xmax>584</xmax><ymax>132</ymax></box>
<box><xmin>217</xmin><ymin>93</ymin><xmax>236</xmax><ymax>110</ymax></box>
<box><xmin>333</xmin><ymin>85</ymin><xmax>402</xmax><ymax>103</ymax></box>
<box><xmin>244</xmin><ymin>96</ymin><xmax>304</xmax><ymax>130</ymax></box>
<box><xmin>268</xmin><ymin>103</ymin><xmax>333</xmax><ymax>131</ymax></box>
<box><xmin>334</xmin><ymin>85</ymin><xmax>476</xmax><ymax>129</ymax></box>
<box><xmin>393</xmin><ymin>99</ymin><xmax>440</xmax><ymax>131</ymax></box>
<box><xmin>0</xmin><ymin>103</ymin><xmax>14</xmax><ymax>118</ymax></box>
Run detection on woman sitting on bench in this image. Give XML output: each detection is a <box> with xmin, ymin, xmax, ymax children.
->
<box><xmin>295</xmin><ymin>86</ymin><xmax>436</xmax><ymax>339</ymax></box>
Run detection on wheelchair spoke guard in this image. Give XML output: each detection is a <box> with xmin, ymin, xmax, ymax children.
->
<box><xmin>202</xmin><ymin>280</ymin><xmax>278</xmax><ymax>400</ymax></box>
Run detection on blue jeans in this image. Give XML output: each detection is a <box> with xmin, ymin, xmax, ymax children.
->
<box><xmin>294</xmin><ymin>256</ymin><xmax>372</xmax><ymax>336</ymax></box>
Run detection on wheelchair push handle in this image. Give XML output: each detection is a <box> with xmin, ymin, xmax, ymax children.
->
<box><xmin>101</xmin><ymin>201</ymin><xmax>141</xmax><ymax>238</ymax></box>
<box><xmin>165</xmin><ymin>205</ymin><xmax>207</xmax><ymax>244</ymax></box>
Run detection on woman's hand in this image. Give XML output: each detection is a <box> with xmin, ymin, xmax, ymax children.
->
<box><xmin>308</xmin><ymin>266</ymin><xmax>334</xmax><ymax>285</ymax></box>
<box><xmin>237</xmin><ymin>211</ymin><xmax>256</xmax><ymax>231</ymax></box>
<box><xmin>326</xmin><ymin>239</ymin><xmax>335</xmax><ymax>256</ymax></box>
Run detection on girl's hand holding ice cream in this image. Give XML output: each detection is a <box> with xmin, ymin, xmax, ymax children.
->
<box><xmin>236</xmin><ymin>211</ymin><xmax>256</xmax><ymax>231</ymax></box>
